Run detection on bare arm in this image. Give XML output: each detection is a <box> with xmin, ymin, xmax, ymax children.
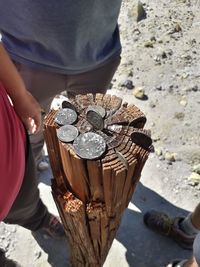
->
<box><xmin>0</xmin><ymin>43</ymin><xmax>41</xmax><ymax>133</ymax></box>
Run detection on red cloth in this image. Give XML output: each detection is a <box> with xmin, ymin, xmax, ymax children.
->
<box><xmin>0</xmin><ymin>83</ymin><xmax>26</xmax><ymax>220</ymax></box>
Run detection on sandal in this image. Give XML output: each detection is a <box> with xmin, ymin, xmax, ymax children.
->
<box><xmin>143</xmin><ymin>210</ymin><xmax>194</xmax><ymax>250</ymax></box>
<box><xmin>165</xmin><ymin>259</ymin><xmax>187</xmax><ymax>267</ymax></box>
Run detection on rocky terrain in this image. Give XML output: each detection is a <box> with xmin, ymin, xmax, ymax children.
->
<box><xmin>1</xmin><ymin>0</ymin><xmax>200</xmax><ymax>266</ymax></box>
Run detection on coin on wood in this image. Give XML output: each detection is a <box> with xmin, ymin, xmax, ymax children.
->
<box><xmin>131</xmin><ymin>131</ymin><xmax>152</xmax><ymax>150</ymax></box>
<box><xmin>57</xmin><ymin>125</ymin><xmax>79</xmax><ymax>143</ymax></box>
<box><xmin>73</xmin><ymin>132</ymin><xmax>106</xmax><ymax>159</ymax></box>
<box><xmin>54</xmin><ymin>108</ymin><xmax>77</xmax><ymax>125</ymax></box>
<box><xmin>86</xmin><ymin>110</ymin><xmax>104</xmax><ymax>130</ymax></box>
<box><xmin>62</xmin><ymin>100</ymin><xmax>76</xmax><ymax>111</ymax></box>
<box><xmin>129</xmin><ymin>116</ymin><xmax>147</xmax><ymax>128</ymax></box>
<box><xmin>86</xmin><ymin>105</ymin><xmax>106</xmax><ymax>118</ymax></box>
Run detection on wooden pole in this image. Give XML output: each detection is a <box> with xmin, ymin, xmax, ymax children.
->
<box><xmin>44</xmin><ymin>93</ymin><xmax>152</xmax><ymax>267</ymax></box>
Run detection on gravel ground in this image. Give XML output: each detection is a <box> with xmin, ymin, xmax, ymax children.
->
<box><xmin>1</xmin><ymin>0</ymin><xmax>200</xmax><ymax>266</ymax></box>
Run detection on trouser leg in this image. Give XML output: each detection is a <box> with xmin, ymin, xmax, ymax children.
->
<box><xmin>191</xmin><ymin>203</ymin><xmax>200</xmax><ymax>230</ymax></box>
<box><xmin>66</xmin><ymin>56</ymin><xmax>121</xmax><ymax>97</ymax></box>
<box><xmin>4</xmin><ymin>138</ymin><xmax>49</xmax><ymax>231</ymax></box>
<box><xmin>184</xmin><ymin>205</ymin><xmax>200</xmax><ymax>266</ymax></box>
<box><xmin>193</xmin><ymin>233</ymin><xmax>200</xmax><ymax>266</ymax></box>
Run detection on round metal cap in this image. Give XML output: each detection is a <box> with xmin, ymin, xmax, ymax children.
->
<box><xmin>73</xmin><ymin>132</ymin><xmax>106</xmax><ymax>159</ymax></box>
<box><xmin>57</xmin><ymin>125</ymin><xmax>79</xmax><ymax>143</ymax></box>
<box><xmin>86</xmin><ymin>110</ymin><xmax>104</xmax><ymax>130</ymax></box>
<box><xmin>54</xmin><ymin>108</ymin><xmax>77</xmax><ymax>125</ymax></box>
<box><xmin>62</xmin><ymin>100</ymin><xmax>76</xmax><ymax>111</ymax></box>
<box><xmin>131</xmin><ymin>131</ymin><xmax>152</xmax><ymax>150</ymax></box>
<box><xmin>86</xmin><ymin>105</ymin><xmax>106</xmax><ymax>118</ymax></box>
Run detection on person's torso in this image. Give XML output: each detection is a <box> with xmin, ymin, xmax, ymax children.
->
<box><xmin>0</xmin><ymin>1</ymin><xmax>122</xmax><ymax>74</ymax></box>
<box><xmin>0</xmin><ymin>84</ymin><xmax>25</xmax><ymax>220</ymax></box>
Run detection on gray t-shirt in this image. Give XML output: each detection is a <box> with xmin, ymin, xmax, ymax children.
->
<box><xmin>0</xmin><ymin>1</ymin><xmax>122</xmax><ymax>74</ymax></box>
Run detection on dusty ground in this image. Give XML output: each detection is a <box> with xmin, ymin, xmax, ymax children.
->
<box><xmin>1</xmin><ymin>0</ymin><xmax>200</xmax><ymax>266</ymax></box>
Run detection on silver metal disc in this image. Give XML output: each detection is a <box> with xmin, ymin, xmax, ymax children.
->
<box><xmin>54</xmin><ymin>108</ymin><xmax>77</xmax><ymax>125</ymax></box>
<box><xmin>62</xmin><ymin>100</ymin><xmax>76</xmax><ymax>111</ymax></box>
<box><xmin>57</xmin><ymin>125</ymin><xmax>79</xmax><ymax>143</ymax></box>
<box><xmin>73</xmin><ymin>132</ymin><xmax>106</xmax><ymax>159</ymax></box>
<box><xmin>86</xmin><ymin>105</ymin><xmax>106</xmax><ymax>118</ymax></box>
<box><xmin>131</xmin><ymin>131</ymin><xmax>152</xmax><ymax>150</ymax></box>
<box><xmin>86</xmin><ymin>110</ymin><xmax>104</xmax><ymax>130</ymax></box>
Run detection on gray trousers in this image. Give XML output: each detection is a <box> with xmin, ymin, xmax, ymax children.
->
<box><xmin>15</xmin><ymin>56</ymin><xmax>121</xmax><ymax>162</ymax></box>
<box><xmin>4</xmin><ymin>137</ymin><xmax>49</xmax><ymax>231</ymax></box>
<box><xmin>194</xmin><ymin>232</ymin><xmax>200</xmax><ymax>265</ymax></box>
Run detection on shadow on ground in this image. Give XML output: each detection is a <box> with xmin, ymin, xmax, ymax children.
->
<box><xmin>33</xmin><ymin>232</ymin><xmax>70</xmax><ymax>267</ymax></box>
<box><xmin>37</xmin><ymin>164</ymin><xmax>192</xmax><ymax>267</ymax></box>
<box><xmin>116</xmin><ymin>182</ymin><xmax>192</xmax><ymax>267</ymax></box>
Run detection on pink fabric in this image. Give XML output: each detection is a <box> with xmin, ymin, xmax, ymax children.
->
<box><xmin>0</xmin><ymin>83</ymin><xmax>26</xmax><ymax>220</ymax></box>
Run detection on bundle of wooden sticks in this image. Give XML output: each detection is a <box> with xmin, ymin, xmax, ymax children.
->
<box><xmin>44</xmin><ymin>93</ymin><xmax>152</xmax><ymax>267</ymax></box>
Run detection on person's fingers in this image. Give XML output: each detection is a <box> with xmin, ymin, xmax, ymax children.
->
<box><xmin>33</xmin><ymin>113</ymin><xmax>42</xmax><ymax>134</ymax></box>
<box><xmin>23</xmin><ymin>116</ymin><xmax>40</xmax><ymax>134</ymax></box>
<box><xmin>22</xmin><ymin>117</ymin><xmax>32</xmax><ymax>134</ymax></box>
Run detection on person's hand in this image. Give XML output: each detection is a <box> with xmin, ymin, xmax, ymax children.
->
<box><xmin>12</xmin><ymin>90</ymin><xmax>42</xmax><ymax>134</ymax></box>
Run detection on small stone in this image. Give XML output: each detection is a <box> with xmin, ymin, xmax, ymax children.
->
<box><xmin>192</xmin><ymin>85</ymin><xmax>198</xmax><ymax>92</ymax></box>
<box><xmin>156</xmin><ymin>51</ymin><xmax>167</xmax><ymax>59</ymax></box>
<box><xmin>150</xmin><ymin>36</ymin><xmax>156</xmax><ymax>42</ymax></box>
<box><xmin>154</xmin><ymin>56</ymin><xmax>161</xmax><ymax>64</ymax></box>
<box><xmin>180</xmin><ymin>100</ymin><xmax>187</xmax><ymax>107</ymax></box>
<box><xmin>128</xmin><ymin>0</ymin><xmax>147</xmax><ymax>22</ymax></box>
<box><xmin>156</xmin><ymin>85</ymin><xmax>162</xmax><ymax>91</ymax></box>
<box><xmin>155</xmin><ymin>147</ymin><xmax>162</xmax><ymax>156</ymax></box>
<box><xmin>153</xmin><ymin>135</ymin><xmax>161</xmax><ymax>142</ymax></box>
<box><xmin>175</xmin><ymin>23</ymin><xmax>182</xmax><ymax>32</ymax></box>
<box><xmin>129</xmin><ymin>71</ymin><xmax>133</xmax><ymax>77</ymax></box>
<box><xmin>180</xmin><ymin>96</ymin><xmax>187</xmax><ymax>107</ymax></box>
<box><xmin>164</xmin><ymin>151</ymin><xmax>176</xmax><ymax>162</ymax></box>
<box><xmin>132</xmin><ymin>87</ymin><xmax>146</xmax><ymax>99</ymax></box>
<box><xmin>123</xmin><ymin>79</ymin><xmax>134</xmax><ymax>90</ymax></box>
<box><xmin>188</xmin><ymin>172</ymin><xmax>200</xmax><ymax>186</ymax></box>
<box><xmin>181</xmin><ymin>73</ymin><xmax>189</xmax><ymax>79</ymax></box>
<box><xmin>157</xmin><ymin>39</ymin><xmax>163</xmax><ymax>43</ymax></box>
<box><xmin>166</xmin><ymin>49</ymin><xmax>173</xmax><ymax>56</ymax></box>
<box><xmin>174</xmin><ymin>112</ymin><xmax>185</xmax><ymax>121</ymax></box>
<box><xmin>193</xmin><ymin>164</ymin><xmax>200</xmax><ymax>175</ymax></box>
<box><xmin>136</xmin><ymin>1</ymin><xmax>147</xmax><ymax>22</ymax></box>
<box><xmin>159</xmin><ymin>155</ymin><xmax>165</xmax><ymax>161</ymax></box>
<box><xmin>144</xmin><ymin>40</ymin><xmax>154</xmax><ymax>48</ymax></box>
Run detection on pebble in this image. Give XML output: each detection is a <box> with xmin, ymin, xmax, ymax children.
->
<box><xmin>181</xmin><ymin>73</ymin><xmax>189</xmax><ymax>79</ymax></box>
<box><xmin>164</xmin><ymin>151</ymin><xmax>176</xmax><ymax>162</ymax></box>
<box><xmin>180</xmin><ymin>99</ymin><xmax>187</xmax><ymax>107</ymax></box>
<box><xmin>144</xmin><ymin>40</ymin><xmax>155</xmax><ymax>48</ymax></box>
<box><xmin>156</xmin><ymin>85</ymin><xmax>162</xmax><ymax>91</ymax></box>
<box><xmin>132</xmin><ymin>87</ymin><xmax>146</xmax><ymax>99</ymax></box>
<box><xmin>174</xmin><ymin>112</ymin><xmax>185</xmax><ymax>121</ymax></box>
<box><xmin>180</xmin><ymin>96</ymin><xmax>188</xmax><ymax>106</ymax></box>
<box><xmin>188</xmin><ymin>172</ymin><xmax>200</xmax><ymax>186</ymax></box>
<box><xmin>123</xmin><ymin>79</ymin><xmax>134</xmax><ymax>89</ymax></box>
<box><xmin>155</xmin><ymin>147</ymin><xmax>163</xmax><ymax>156</ymax></box>
<box><xmin>128</xmin><ymin>0</ymin><xmax>147</xmax><ymax>22</ymax></box>
<box><xmin>175</xmin><ymin>23</ymin><xmax>182</xmax><ymax>32</ymax></box>
<box><xmin>193</xmin><ymin>164</ymin><xmax>200</xmax><ymax>175</ymax></box>
<box><xmin>192</xmin><ymin>85</ymin><xmax>198</xmax><ymax>92</ymax></box>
